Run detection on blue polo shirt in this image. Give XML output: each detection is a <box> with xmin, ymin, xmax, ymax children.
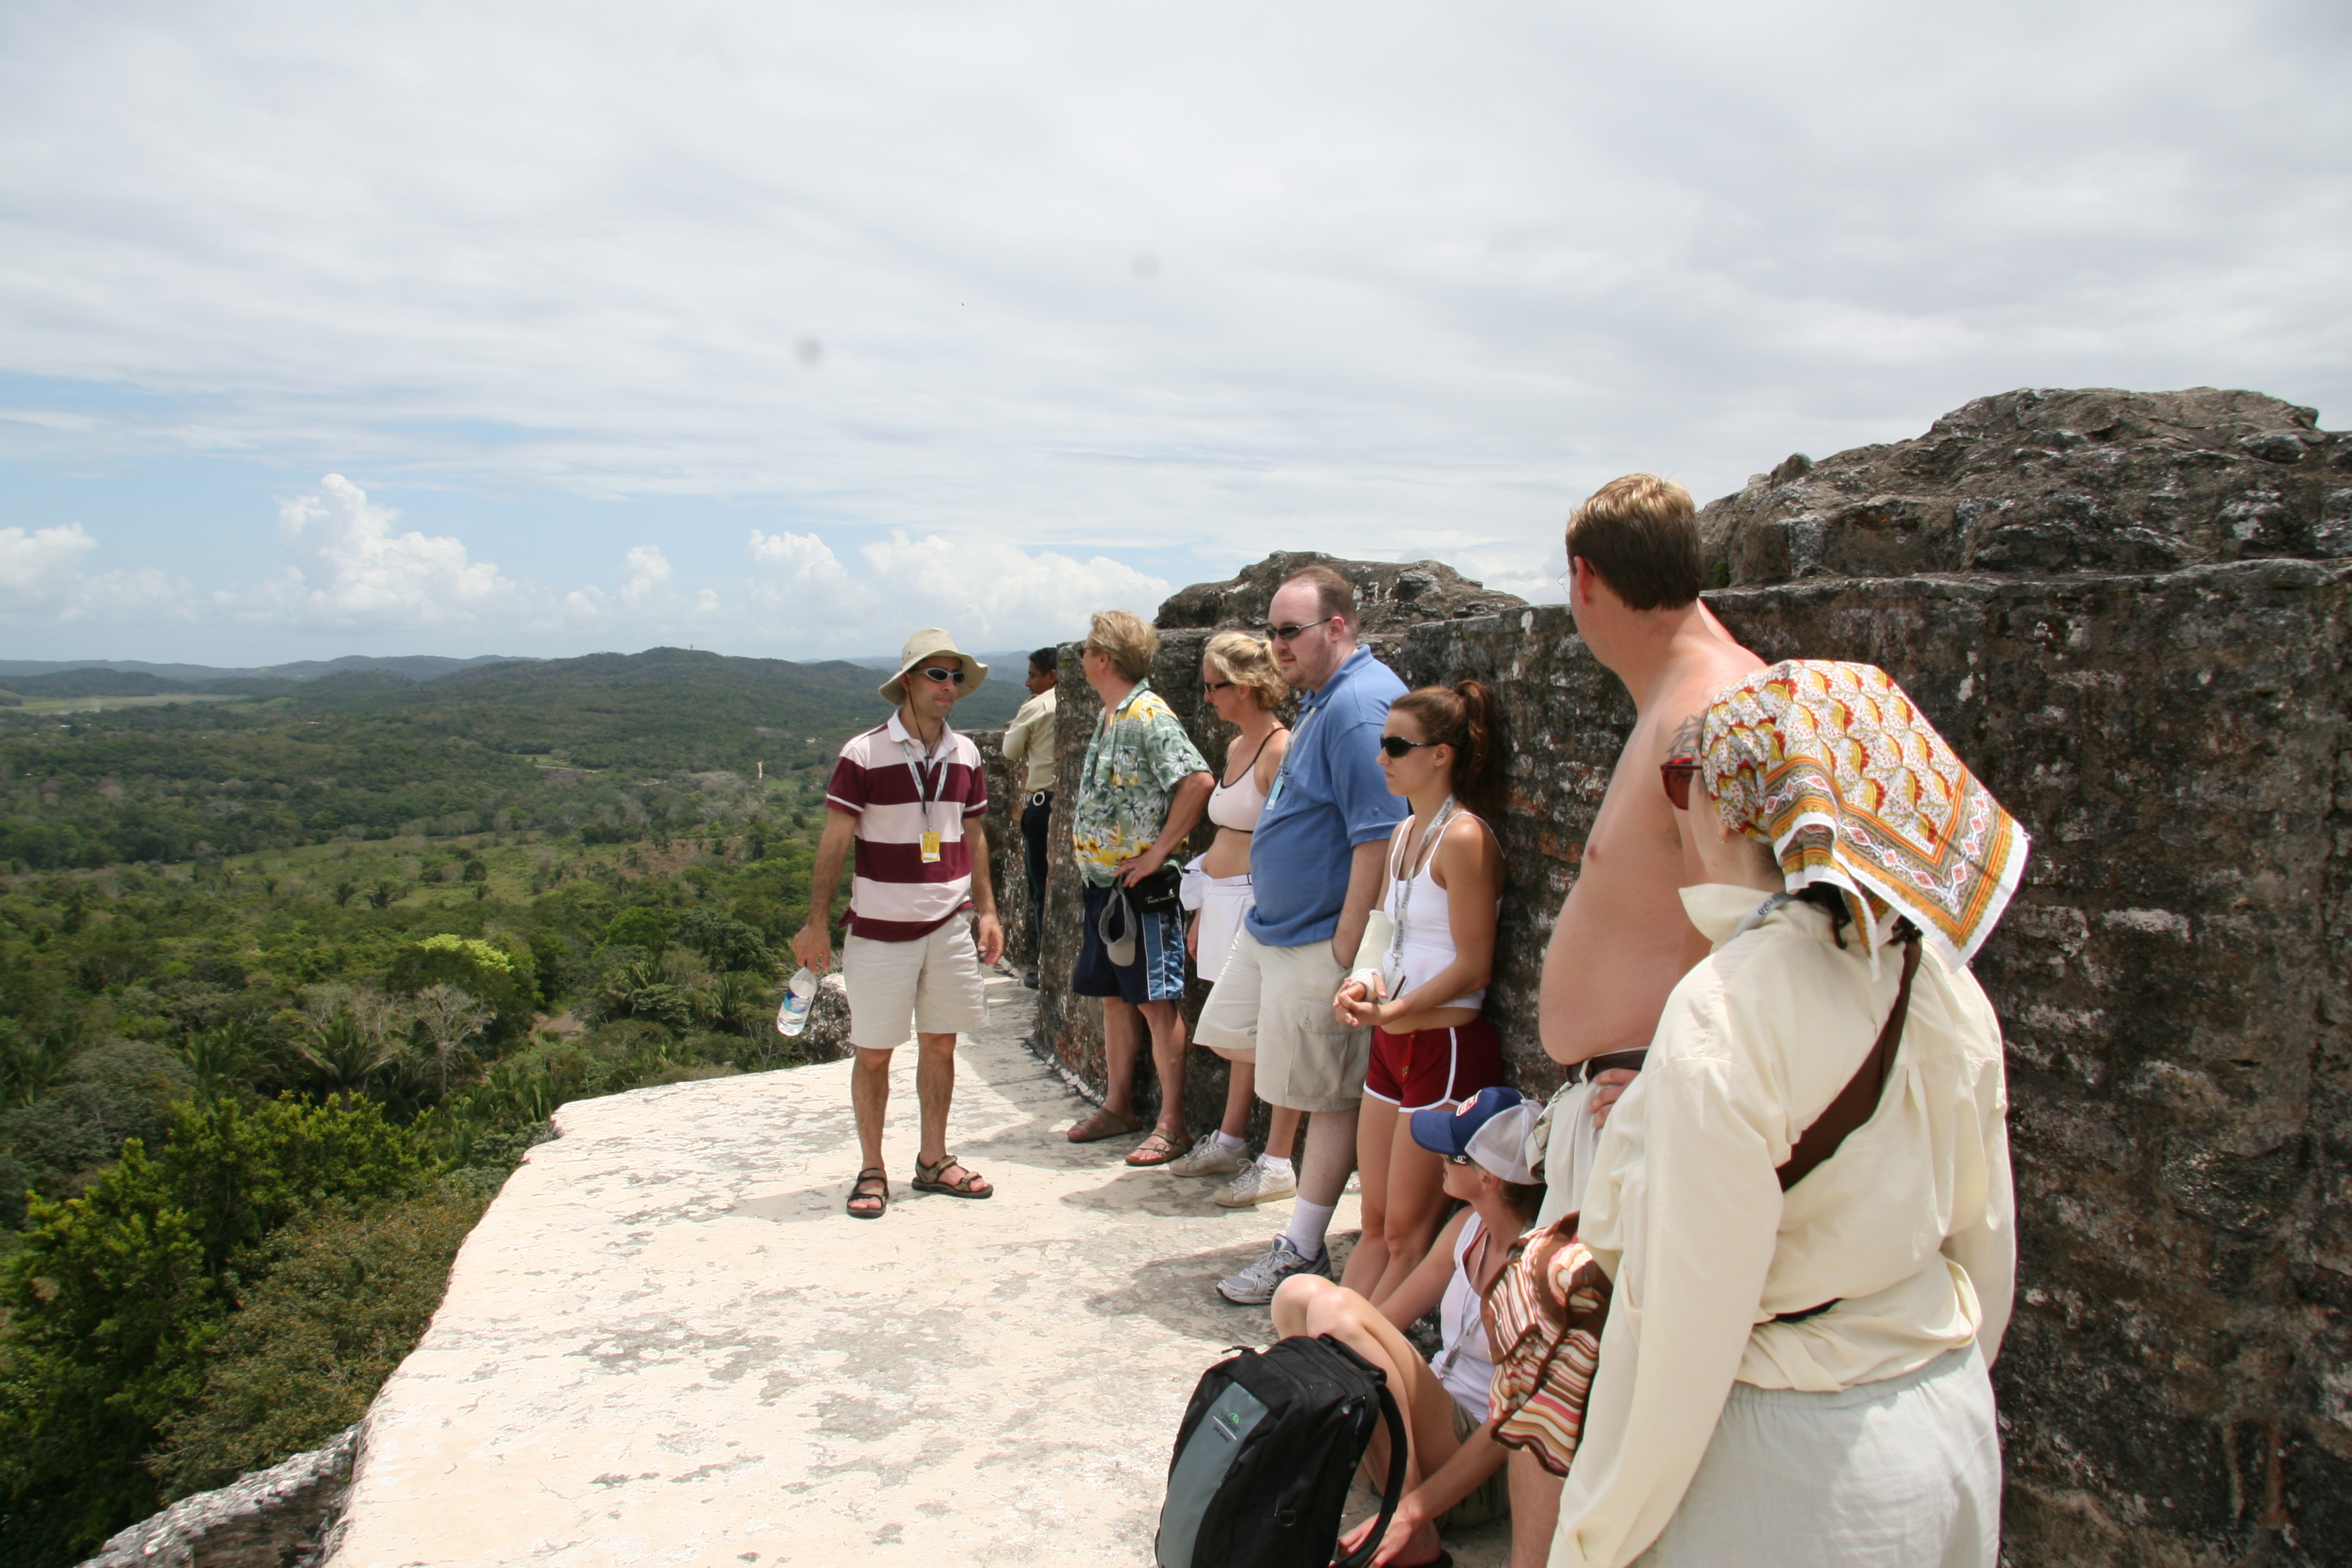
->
<box><xmin>1246</xmin><ymin>646</ymin><xmax>1410</xmax><ymax>948</ymax></box>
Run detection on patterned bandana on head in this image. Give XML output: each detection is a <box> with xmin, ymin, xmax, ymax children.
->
<box><xmin>1700</xmin><ymin>660</ymin><xmax>2029</xmax><ymax>969</ymax></box>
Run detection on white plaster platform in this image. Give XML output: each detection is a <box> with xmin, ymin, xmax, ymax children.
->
<box><xmin>329</xmin><ymin>974</ymin><xmax>1510</xmax><ymax>1567</ymax></box>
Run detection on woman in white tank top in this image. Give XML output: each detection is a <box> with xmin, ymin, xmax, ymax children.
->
<box><xmin>1164</xmin><ymin>631</ymin><xmax>1304</xmax><ymax>1203</ymax></box>
<box><xmin>1332</xmin><ymin>679</ymin><xmax>1506</xmax><ymax>1306</ymax></box>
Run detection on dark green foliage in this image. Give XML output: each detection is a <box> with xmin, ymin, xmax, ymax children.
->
<box><xmin>0</xmin><ymin>648</ymin><xmax>870</xmax><ymax>1561</ymax></box>
<box><xmin>384</xmin><ymin>934</ymin><xmax>535</xmax><ymax>1042</ymax></box>
<box><xmin>0</xmin><ymin>1097</ymin><xmax>425</xmax><ymax>1564</ymax></box>
<box><xmin>148</xmin><ymin>1184</ymin><xmax>491</xmax><ymax>1499</ymax></box>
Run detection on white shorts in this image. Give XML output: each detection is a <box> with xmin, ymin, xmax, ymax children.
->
<box><xmin>1195</xmin><ymin>926</ymin><xmax>1369</xmax><ymax>1114</ymax></box>
<box><xmin>1190</xmin><ymin>874</ymin><xmax>1255</xmax><ymax>988</ymax></box>
<box><xmin>842</xmin><ymin>919</ymin><xmax>987</xmax><ymax>1051</ymax></box>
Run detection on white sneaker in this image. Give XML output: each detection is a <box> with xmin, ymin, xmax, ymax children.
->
<box><xmin>1167</xmin><ymin>1132</ymin><xmax>1247</xmax><ymax>1179</ymax></box>
<box><xmin>1214</xmin><ymin>1155</ymin><xmax>1297</xmax><ymax>1208</ymax></box>
<box><xmin>1217</xmin><ymin>1234</ymin><xmax>1330</xmax><ymax>1305</ymax></box>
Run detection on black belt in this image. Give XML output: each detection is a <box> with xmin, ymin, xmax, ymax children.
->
<box><xmin>1577</xmin><ymin>1047</ymin><xmax>1648</xmax><ymax>1083</ymax></box>
<box><xmin>1773</xmin><ymin>1299</ymin><xmax>1841</xmax><ymax>1324</ymax></box>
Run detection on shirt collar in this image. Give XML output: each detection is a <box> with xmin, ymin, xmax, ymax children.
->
<box><xmin>1678</xmin><ymin>883</ymin><xmax>1829</xmax><ymax>950</ymax></box>
<box><xmin>1300</xmin><ymin>646</ymin><xmax>1373</xmax><ymax>712</ymax></box>
<box><xmin>885</xmin><ymin>710</ymin><xmax>955</xmax><ymax>757</ymax></box>
<box><xmin>1106</xmin><ymin>677</ymin><xmax>1155</xmax><ymax>720</ymax></box>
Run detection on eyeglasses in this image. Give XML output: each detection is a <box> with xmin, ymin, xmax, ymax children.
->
<box><xmin>1202</xmin><ymin>679</ymin><xmax>1234</xmax><ymax>695</ymax></box>
<box><xmin>1263</xmin><ymin>617</ymin><xmax>1334</xmax><ymax>642</ymax></box>
<box><xmin>1379</xmin><ymin>735</ymin><xmax>1442</xmax><ymax>758</ymax></box>
<box><xmin>1660</xmin><ymin>756</ymin><xmax>1698</xmax><ymax>811</ymax></box>
<box><xmin>918</xmin><ymin>666</ymin><xmax>966</xmax><ymax>685</ymax></box>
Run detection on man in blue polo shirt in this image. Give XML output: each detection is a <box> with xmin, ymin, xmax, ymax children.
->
<box><xmin>1198</xmin><ymin>564</ymin><xmax>1408</xmax><ymax>1304</ymax></box>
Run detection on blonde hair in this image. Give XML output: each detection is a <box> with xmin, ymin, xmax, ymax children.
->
<box><xmin>1086</xmin><ymin>609</ymin><xmax>1159</xmax><ymax>682</ymax></box>
<box><xmin>1202</xmin><ymin>630</ymin><xmax>1286</xmax><ymax>713</ymax></box>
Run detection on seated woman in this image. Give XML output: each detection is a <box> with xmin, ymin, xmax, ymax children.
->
<box><xmin>1332</xmin><ymin>681</ymin><xmax>1506</xmax><ymax>1306</ymax></box>
<box><xmin>1553</xmin><ymin>660</ymin><xmax>2021</xmax><ymax>1568</ymax></box>
<box><xmin>1271</xmin><ymin>1086</ymin><xmax>1541</xmax><ymax>1568</ymax></box>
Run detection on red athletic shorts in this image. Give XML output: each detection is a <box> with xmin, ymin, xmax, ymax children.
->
<box><xmin>1363</xmin><ymin>1017</ymin><xmax>1504</xmax><ymax>1111</ymax></box>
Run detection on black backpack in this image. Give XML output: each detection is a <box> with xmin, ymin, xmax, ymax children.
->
<box><xmin>1155</xmin><ymin>1334</ymin><xmax>1410</xmax><ymax>1568</ymax></box>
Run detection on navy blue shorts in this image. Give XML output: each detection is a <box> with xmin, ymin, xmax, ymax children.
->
<box><xmin>1074</xmin><ymin>882</ymin><xmax>1187</xmax><ymax>1005</ymax></box>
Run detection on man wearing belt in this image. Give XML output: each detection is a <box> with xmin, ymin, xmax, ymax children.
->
<box><xmin>1000</xmin><ymin>647</ymin><xmax>1060</xmax><ymax>987</ymax></box>
<box><xmin>1534</xmin><ymin>473</ymin><xmax>1765</xmax><ymax>1222</ymax></box>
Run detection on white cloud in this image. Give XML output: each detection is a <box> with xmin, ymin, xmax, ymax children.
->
<box><xmin>744</xmin><ymin>528</ymin><xmax>1169</xmax><ymax>654</ymax></box>
<box><xmin>0</xmin><ymin>2</ymin><xmax>2345</xmax><ymax>660</ymax></box>
<box><xmin>260</xmin><ymin>475</ymin><xmax>515</xmax><ymax>625</ymax></box>
<box><xmin>0</xmin><ymin>522</ymin><xmax>97</xmax><ymax>612</ymax></box>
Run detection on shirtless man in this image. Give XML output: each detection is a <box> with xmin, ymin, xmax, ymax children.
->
<box><xmin>1508</xmin><ymin>475</ymin><xmax>1763</xmax><ymax>1556</ymax></box>
<box><xmin>1536</xmin><ymin>472</ymin><xmax>1764</xmax><ymax>1210</ymax></box>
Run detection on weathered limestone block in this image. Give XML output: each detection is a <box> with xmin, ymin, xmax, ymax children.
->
<box><xmin>79</xmin><ymin>1426</ymin><xmax>354</xmax><ymax>1568</ymax></box>
<box><xmin>1702</xmin><ymin>387</ymin><xmax>2352</xmax><ymax>584</ymax></box>
<box><xmin>1157</xmin><ymin>550</ymin><xmax>1524</xmax><ymax>636</ymax></box>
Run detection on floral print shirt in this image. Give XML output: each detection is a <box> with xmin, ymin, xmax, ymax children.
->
<box><xmin>1069</xmin><ymin>679</ymin><xmax>1210</xmax><ymax>887</ymax></box>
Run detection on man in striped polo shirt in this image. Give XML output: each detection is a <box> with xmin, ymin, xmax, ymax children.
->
<box><xmin>793</xmin><ymin>628</ymin><xmax>1006</xmax><ymax>1219</ymax></box>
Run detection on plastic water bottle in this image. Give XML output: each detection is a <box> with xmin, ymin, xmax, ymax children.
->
<box><xmin>776</xmin><ymin>968</ymin><xmax>817</xmax><ymax>1037</ymax></box>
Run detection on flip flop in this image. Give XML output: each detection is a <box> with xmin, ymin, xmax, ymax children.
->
<box><xmin>1125</xmin><ymin>1128</ymin><xmax>1189</xmax><ymax>1168</ymax></box>
<box><xmin>1067</xmin><ymin>1108</ymin><xmax>1145</xmax><ymax>1143</ymax></box>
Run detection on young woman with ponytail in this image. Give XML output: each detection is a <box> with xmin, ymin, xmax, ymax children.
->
<box><xmin>1332</xmin><ymin>679</ymin><xmax>1508</xmax><ymax>1306</ymax></box>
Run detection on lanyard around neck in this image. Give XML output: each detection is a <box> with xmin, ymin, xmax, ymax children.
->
<box><xmin>1388</xmin><ymin>796</ymin><xmax>1461</xmax><ymax>977</ymax></box>
<box><xmin>898</xmin><ymin>722</ymin><xmax>947</xmax><ymax>828</ymax></box>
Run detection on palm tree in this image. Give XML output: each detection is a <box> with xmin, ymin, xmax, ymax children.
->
<box><xmin>412</xmin><ymin>983</ymin><xmax>494</xmax><ymax>1097</ymax></box>
<box><xmin>174</xmin><ymin>1019</ymin><xmax>255</xmax><ymax>1104</ymax></box>
<box><xmin>295</xmin><ymin>991</ymin><xmax>401</xmax><ymax>1104</ymax></box>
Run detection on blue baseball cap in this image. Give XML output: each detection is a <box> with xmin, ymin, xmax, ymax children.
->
<box><xmin>1410</xmin><ymin>1085</ymin><xmax>1536</xmax><ymax>1182</ymax></box>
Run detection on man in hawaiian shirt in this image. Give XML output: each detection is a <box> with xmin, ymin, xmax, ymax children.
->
<box><xmin>1064</xmin><ymin>608</ymin><xmax>1214</xmax><ymax>1166</ymax></box>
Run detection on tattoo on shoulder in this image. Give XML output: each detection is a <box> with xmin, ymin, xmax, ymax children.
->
<box><xmin>1666</xmin><ymin>712</ymin><xmax>1704</xmax><ymax>760</ymax></box>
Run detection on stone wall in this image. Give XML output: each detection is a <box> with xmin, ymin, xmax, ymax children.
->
<box><xmin>78</xmin><ymin>1426</ymin><xmax>354</xmax><ymax>1568</ymax></box>
<box><xmin>1021</xmin><ymin>391</ymin><xmax>2350</xmax><ymax>1565</ymax></box>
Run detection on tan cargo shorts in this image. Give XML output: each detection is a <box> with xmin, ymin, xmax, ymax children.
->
<box><xmin>1195</xmin><ymin>926</ymin><xmax>1369</xmax><ymax>1113</ymax></box>
<box><xmin>842</xmin><ymin>918</ymin><xmax>987</xmax><ymax>1051</ymax></box>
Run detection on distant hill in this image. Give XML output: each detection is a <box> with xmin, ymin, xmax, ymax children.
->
<box><xmin>0</xmin><ymin>654</ymin><xmax>530</xmax><ymax>685</ymax></box>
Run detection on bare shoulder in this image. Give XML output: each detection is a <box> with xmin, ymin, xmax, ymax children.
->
<box><xmin>1647</xmin><ymin>643</ymin><xmax>1767</xmax><ymax>767</ymax></box>
<box><xmin>1255</xmin><ymin>726</ymin><xmax>1291</xmax><ymax>788</ymax></box>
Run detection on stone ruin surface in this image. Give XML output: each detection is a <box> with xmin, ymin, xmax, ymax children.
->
<box><xmin>76</xmin><ymin>1425</ymin><xmax>354</xmax><ymax>1568</ymax></box>
<box><xmin>999</xmin><ymin>389</ymin><xmax>2349</xmax><ymax>1566</ymax></box>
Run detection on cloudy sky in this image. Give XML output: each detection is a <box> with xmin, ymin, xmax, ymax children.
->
<box><xmin>1</xmin><ymin>1</ymin><xmax>2345</xmax><ymax>667</ymax></box>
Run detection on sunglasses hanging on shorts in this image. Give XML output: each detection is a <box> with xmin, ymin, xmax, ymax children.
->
<box><xmin>1379</xmin><ymin>735</ymin><xmax>1444</xmax><ymax>758</ymax></box>
<box><xmin>918</xmin><ymin>666</ymin><xmax>967</xmax><ymax>685</ymax></box>
<box><xmin>1660</xmin><ymin>757</ymin><xmax>1699</xmax><ymax>811</ymax></box>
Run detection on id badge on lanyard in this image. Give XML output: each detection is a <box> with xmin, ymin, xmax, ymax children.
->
<box><xmin>902</xmin><ymin>732</ymin><xmax>947</xmax><ymax>863</ymax></box>
<box><xmin>1264</xmin><ymin>706</ymin><xmax>1316</xmax><ymax>811</ymax></box>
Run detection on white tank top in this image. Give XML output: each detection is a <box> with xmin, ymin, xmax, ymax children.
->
<box><xmin>1206</xmin><ymin>730</ymin><xmax>1280</xmax><ymax>832</ymax></box>
<box><xmin>1380</xmin><ymin>807</ymin><xmax>1488</xmax><ymax>1012</ymax></box>
<box><xmin>1434</xmin><ymin>1212</ymin><xmax>1500</xmax><ymax>1418</ymax></box>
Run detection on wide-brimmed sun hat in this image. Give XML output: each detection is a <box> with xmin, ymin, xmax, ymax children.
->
<box><xmin>879</xmin><ymin>628</ymin><xmax>989</xmax><ymax>705</ymax></box>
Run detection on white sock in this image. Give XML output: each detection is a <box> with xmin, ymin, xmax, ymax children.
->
<box><xmin>1259</xmin><ymin>1153</ymin><xmax>1294</xmax><ymax>1175</ymax></box>
<box><xmin>1283</xmin><ymin>1198</ymin><xmax>1336</xmax><ymax>1259</ymax></box>
<box><xmin>1214</xmin><ymin>1130</ymin><xmax>1247</xmax><ymax>1153</ymax></box>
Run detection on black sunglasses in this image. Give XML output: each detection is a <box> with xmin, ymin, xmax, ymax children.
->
<box><xmin>1446</xmin><ymin>1153</ymin><xmax>1474</xmax><ymax>1167</ymax></box>
<box><xmin>1263</xmin><ymin>617</ymin><xmax>1334</xmax><ymax>642</ymax></box>
<box><xmin>1203</xmin><ymin>679</ymin><xmax>1234</xmax><ymax>695</ymax></box>
<box><xmin>1379</xmin><ymin>735</ymin><xmax>1442</xmax><ymax>758</ymax></box>
<box><xmin>918</xmin><ymin>666</ymin><xmax>967</xmax><ymax>685</ymax></box>
<box><xmin>1661</xmin><ymin>756</ymin><xmax>1698</xmax><ymax>810</ymax></box>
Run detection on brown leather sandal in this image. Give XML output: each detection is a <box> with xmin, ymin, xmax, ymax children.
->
<box><xmin>912</xmin><ymin>1152</ymin><xmax>992</xmax><ymax>1199</ymax></box>
<box><xmin>846</xmin><ymin>1167</ymin><xmax>889</xmax><ymax>1219</ymax></box>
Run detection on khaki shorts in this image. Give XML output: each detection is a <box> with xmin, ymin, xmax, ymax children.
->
<box><xmin>842</xmin><ymin>919</ymin><xmax>987</xmax><ymax>1050</ymax></box>
<box><xmin>1441</xmin><ymin>1399</ymin><xmax>1510</xmax><ymax>1530</ymax></box>
<box><xmin>1196</xmin><ymin>926</ymin><xmax>1368</xmax><ymax>1113</ymax></box>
